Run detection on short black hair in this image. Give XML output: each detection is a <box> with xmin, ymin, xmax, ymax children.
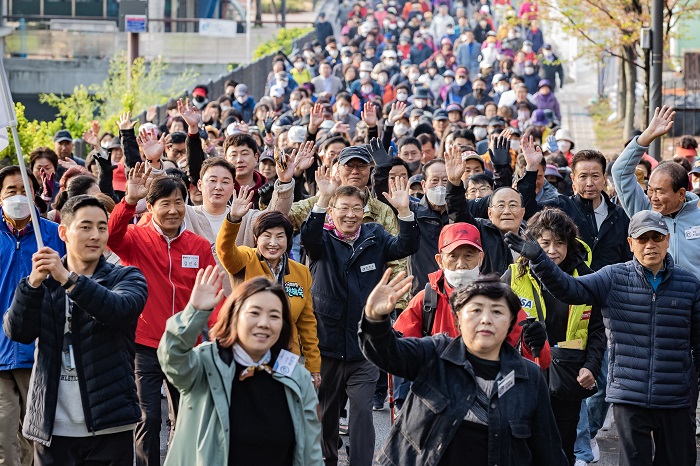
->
<box><xmin>397</xmin><ymin>136</ymin><xmax>421</xmax><ymax>153</ymax></box>
<box><xmin>468</xmin><ymin>173</ymin><xmax>495</xmax><ymax>188</ymax></box>
<box><xmin>389</xmin><ymin>157</ymin><xmax>411</xmax><ymax>174</ymax></box>
<box><xmin>0</xmin><ymin>166</ymin><xmax>40</xmax><ymax>194</ymax></box>
<box><xmin>253</xmin><ymin>211</ymin><xmax>294</xmax><ymax>249</ymax></box>
<box><xmin>449</xmin><ymin>275</ymin><xmax>521</xmax><ymax>333</ymax></box>
<box><xmin>200</xmin><ymin>157</ymin><xmax>236</xmax><ymax>180</ymax></box>
<box><xmin>60</xmin><ymin>194</ymin><xmax>108</xmax><ymax>226</ymax></box>
<box><xmin>224</xmin><ymin>133</ymin><xmax>260</xmax><ymax>156</ymax></box>
<box><xmin>54</xmin><ymin>175</ymin><xmax>98</xmax><ymax>211</ymax></box>
<box><xmin>452</xmin><ymin>129</ymin><xmax>476</xmax><ymax>147</ymax></box>
<box><xmin>571</xmin><ymin>150</ymin><xmax>606</xmax><ymax>174</ymax></box>
<box><xmin>422</xmin><ymin>158</ymin><xmax>445</xmax><ymax>178</ymax></box>
<box><xmin>146</xmin><ymin>176</ymin><xmax>188</xmax><ymax>205</ymax></box>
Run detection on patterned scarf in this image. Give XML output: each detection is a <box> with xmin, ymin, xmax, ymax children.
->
<box><xmin>233</xmin><ymin>343</ymin><xmax>272</xmax><ymax>381</ymax></box>
<box><xmin>323</xmin><ymin>212</ymin><xmax>361</xmax><ymax>243</ymax></box>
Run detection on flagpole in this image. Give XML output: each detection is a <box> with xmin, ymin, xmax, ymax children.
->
<box><xmin>0</xmin><ymin>58</ymin><xmax>43</xmax><ymax>248</ymax></box>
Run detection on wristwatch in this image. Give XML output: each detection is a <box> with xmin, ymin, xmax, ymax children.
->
<box><xmin>62</xmin><ymin>272</ymin><xmax>80</xmax><ymax>289</ymax></box>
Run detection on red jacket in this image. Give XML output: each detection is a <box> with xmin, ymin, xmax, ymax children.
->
<box><xmin>108</xmin><ymin>200</ymin><xmax>216</xmax><ymax>348</ymax></box>
<box><xmin>394</xmin><ymin>270</ymin><xmax>551</xmax><ymax>368</ymax></box>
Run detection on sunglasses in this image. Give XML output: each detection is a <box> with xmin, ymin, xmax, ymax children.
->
<box><xmin>633</xmin><ymin>232</ymin><xmax>666</xmax><ymax>244</ymax></box>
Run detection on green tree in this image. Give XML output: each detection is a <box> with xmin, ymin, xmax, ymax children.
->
<box><xmin>253</xmin><ymin>27</ymin><xmax>313</xmax><ymax>59</ymax></box>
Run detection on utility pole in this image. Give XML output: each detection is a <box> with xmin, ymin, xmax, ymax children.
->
<box><xmin>649</xmin><ymin>0</ymin><xmax>663</xmax><ymax>160</ymax></box>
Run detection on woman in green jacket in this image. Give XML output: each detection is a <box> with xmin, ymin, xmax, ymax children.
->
<box><xmin>158</xmin><ymin>265</ymin><xmax>323</xmax><ymax>466</ymax></box>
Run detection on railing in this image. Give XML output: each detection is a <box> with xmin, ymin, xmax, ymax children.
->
<box><xmin>134</xmin><ymin>29</ymin><xmax>315</xmax><ymax>125</ymax></box>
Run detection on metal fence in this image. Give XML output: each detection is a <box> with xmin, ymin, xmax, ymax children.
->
<box><xmin>135</xmin><ymin>29</ymin><xmax>314</xmax><ymax>126</ymax></box>
<box><xmin>663</xmin><ymin>77</ymin><xmax>700</xmax><ymax>139</ymax></box>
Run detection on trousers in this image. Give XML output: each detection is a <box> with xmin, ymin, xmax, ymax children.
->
<box><xmin>34</xmin><ymin>430</ymin><xmax>133</xmax><ymax>466</ymax></box>
<box><xmin>0</xmin><ymin>369</ymin><xmax>33</xmax><ymax>466</ymax></box>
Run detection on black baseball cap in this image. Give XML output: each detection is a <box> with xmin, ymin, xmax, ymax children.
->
<box><xmin>628</xmin><ymin>210</ymin><xmax>669</xmax><ymax>238</ymax></box>
<box><xmin>338</xmin><ymin>146</ymin><xmax>372</xmax><ymax>165</ymax></box>
<box><xmin>54</xmin><ymin>130</ymin><xmax>72</xmax><ymax>143</ymax></box>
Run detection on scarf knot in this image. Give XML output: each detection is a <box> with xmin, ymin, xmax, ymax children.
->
<box><xmin>233</xmin><ymin>344</ymin><xmax>273</xmax><ymax>381</ymax></box>
<box><xmin>323</xmin><ymin>212</ymin><xmax>361</xmax><ymax>243</ymax></box>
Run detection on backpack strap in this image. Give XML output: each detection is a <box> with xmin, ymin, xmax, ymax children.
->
<box><xmin>422</xmin><ymin>282</ymin><xmax>439</xmax><ymax>337</ymax></box>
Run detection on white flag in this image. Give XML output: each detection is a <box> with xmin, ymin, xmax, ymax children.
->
<box><xmin>0</xmin><ymin>58</ymin><xmax>17</xmax><ymax>152</ymax></box>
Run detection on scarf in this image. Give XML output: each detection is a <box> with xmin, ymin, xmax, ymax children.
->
<box><xmin>233</xmin><ymin>343</ymin><xmax>273</xmax><ymax>381</ymax></box>
<box><xmin>324</xmin><ymin>213</ymin><xmax>361</xmax><ymax>243</ymax></box>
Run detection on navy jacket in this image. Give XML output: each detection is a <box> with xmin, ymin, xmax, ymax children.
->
<box><xmin>300</xmin><ymin>210</ymin><xmax>419</xmax><ymax>361</ymax></box>
<box><xmin>3</xmin><ymin>256</ymin><xmax>148</xmax><ymax>445</ymax></box>
<box><xmin>528</xmin><ymin>251</ymin><xmax>700</xmax><ymax>409</ymax></box>
<box><xmin>359</xmin><ymin>316</ymin><xmax>567</xmax><ymax>466</ymax></box>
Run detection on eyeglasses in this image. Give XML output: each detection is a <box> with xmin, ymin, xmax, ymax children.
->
<box><xmin>491</xmin><ymin>203</ymin><xmax>522</xmax><ymax>212</ymax></box>
<box><xmin>342</xmin><ymin>163</ymin><xmax>370</xmax><ymax>172</ymax></box>
<box><xmin>633</xmin><ymin>232</ymin><xmax>666</xmax><ymax>244</ymax></box>
<box><xmin>468</xmin><ymin>186</ymin><xmax>493</xmax><ymax>195</ymax></box>
<box><xmin>331</xmin><ymin>206</ymin><xmax>364</xmax><ymax>214</ymax></box>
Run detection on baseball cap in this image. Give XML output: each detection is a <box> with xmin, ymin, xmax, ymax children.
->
<box><xmin>260</xmin><ymin>149</ymin><xmax>275</xmax><ymax>163</ymax></box>
<box><xmin>408</xmin><ymin>174</ymin><xmax>423</xmax><ymax>186</ymax></box>
<box><xmin>54</xmin><ymin>130</ymin><xmax>72</xmax><ymax>143</ymax></box>
<box><xmin>287</xmin><ymin>126</ymin><xmax>307</xmax><ymax>144</ymax></box>
<box><xmin>690</xmin><ymin>160</ymin><xmax>700</xmax><ymax>175</ymax></box>
<box><xmin>270</xmin><ymin>85</ymin><xmax>285</xmax><ymax>98</ymax></box>
<box><xmin>169</xmin><ymin>132</ymin><xmax>187</xmax><ymax>144</ymax></box>
<box><xmin>433</xmin><ymin>109</ymin><xmax>449</xmax><ymax>121</ymax></box>
<box><xmin>338</xmin><ymin>146</ymin><xmax>372</xmax><ymax>165</ymax></box>
<box><xmin>455</xmin><ymin>67</ymin><xmax>468</xmax><ymax>77</ymax></box>
<box><xmin>439</xmin><ymin>222</ymin><xmax>483</xmax><ymax>253</ymax></box>
<box><xmin>628</xmin><ymin>210</ymin><xmax>669</xmax><ymax>238</ymax></box>
<box><xmin>446</xmin><ymin>103</ymin><xmax>463</xmax><ymax>113</ymax></box>
<box><xmin>192</xmin><ymin>87</ymin><xmax>207</xmax><ymax>98</ymax></box>
<box><xmin>234</xmin><ymin>84</ymin><xmax>248</xmax><ymax>97</ymax></box>
<box><xmin>462</xmin><ymin>151</ymin><xmax>485</xmax><ymax>169</ymax></box>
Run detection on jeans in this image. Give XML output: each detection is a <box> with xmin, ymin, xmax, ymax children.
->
<box><xmin>134</xmin><ymin>344</ymin><xmax>180</xmax><ymax>466</ymax></box>
<box><xmin>574</xmin><ymin>349</ymin><xmax>610</xmax><ymax>462</ymax></box>
<box><xmin>0</xmin><ymin>369</ymin><xmax>33</xmax><ymax>466</ymax></box>
<box><xmin>319</xmin><ymin>357</ymin><xmax>379</xmax><ymax>466</ymax></box>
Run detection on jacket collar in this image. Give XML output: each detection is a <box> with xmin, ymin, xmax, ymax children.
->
<box><xmin>440</xmin><ymin>336</ymin><xmax>529</xmax><ymax>380</ymax></box>
<box><xmin>150</xmin><ymin>218</ymin><xmax>187</xmax><ymax>242</ymax></box>
<box><xmin>632</xmin><ymin>253</ymin><xmax>674</xmax><ymax>284</ymax></box>
<box><xmin>60</xmin><ymin>255</ymin><xmax>110</xmax><ymax>281</ymax></box>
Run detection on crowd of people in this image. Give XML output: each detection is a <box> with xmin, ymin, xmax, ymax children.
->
<box><xmin>2</xmin><ymin>0</ymin><xmax>700</xmax><ymax>465</ymax></box>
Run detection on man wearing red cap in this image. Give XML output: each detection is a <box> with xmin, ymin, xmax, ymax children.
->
<box><xmin>393</xmin><ymin>222</ymin><xmax>550</xmax><ymax>409</ymax></box>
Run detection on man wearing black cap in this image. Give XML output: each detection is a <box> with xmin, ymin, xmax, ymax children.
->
<box><xmin>539</xmin><ymin>44</ymin><xmax>564</xmax><ymax>92</ymax></box>
<box><xmin>506</xmin><ymin>209</ymin><xmax>700</xmax><ymax>466</ymax></box>
<box><xmin>53</xmin><ymin>130</ymin><xmax>86</xmax><ymax>181</ymax></box>
<box><xmin>431</xmin><ymin>110</ymin><xmax>449</xmax><ymax>143</ymax></box>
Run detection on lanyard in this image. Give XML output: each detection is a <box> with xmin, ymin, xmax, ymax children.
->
<box><xmin>62</xmin><ymin>297</ymin><xmax>75</xmax><ymax>371</ymax></box>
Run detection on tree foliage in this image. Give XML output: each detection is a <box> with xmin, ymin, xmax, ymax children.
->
<box><xmin>253</xmin><ymin>27</ymin><xmax>313</xmax><ymax>60</ymax></box>
<box><xmin>0</xmin><ymin>52</ymin><xmax>198</xmax><ymax>164</ymax></box>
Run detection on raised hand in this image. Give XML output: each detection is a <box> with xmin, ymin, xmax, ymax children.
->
<box><xmin>40</xmin><ymin>168</ymin><xmax>55</xmax><ymax>200</ymax></box>
<box><xmin>82</xmin><ymin>130</ymin><xmax>100</xmax><ymax>148</ymax></box>
<box><xmin>308</xmin><ymin>103</ymin><xmax>324</xmax><ymax>132</ymax></box>
<box><xmin>331</xmin><ymin>121</ymin><xmax>351</xmax><ymax>135</ymax></box>
<box><xmin>118</xmin><ymin>111</ymin><xmax>136</xmax><ymax>131</ymax></box>
<box><xmin>91</xmin><ymin>120</ymin><xmax>100</xmax><ymax>138</ymax></box>
<box><xmin>293</xmin><ymin>141</ymin><xmax>316</xmax><ymax>177</ymax></box>
<box><xmin>638</xmin><ymin>105</ymin><xmax>675</xmax><ymax>147</ymax></box>
<box><xmin>189</xmin><ymin>265</ymin><xmax>227</xmax><ymax>311</ymax></box>
<box><xmin>58</xmin><ymin>158</ymin><xmax>78</xmax><ymax>169</ymax></box>
<box><xmin>315</xmin><ymin>165</ymin><xmax>340</xmax><ymax>207</ymax></box>
<box><xmin>546</xmin><ymin>135</ymin><xmax>558</xmax><ymax>153</ymax></box>
<box><xmin>177</xmin><ymin>98</ymin><xmax>201</xmax><ymax>131</ymax></box>
<box><xmin>445</xmin><ymin>143</ymin><xmax>466</xmax><ymax>185</ymax></box>
<box><xmin>383</xmin><ymin>175</ymin><xmax>411</xmax><ymax>217</ymax></box>
<box><xmin>368</xmin><ymin>137</ymin><xmax>392</xmax><ymax>166</ymax></box>
<box><xmin>263</xmin><ymin>111</ymin><xmax>276</xmax><ymax>134</ymax></box>
<box><xmin>491</xmin><ymin>133</ymin><xmax>511</xmax><ymax>166</ymax></box>
<box><xmin>137</xmin><ymin>129</ymin><xmax>165</xmax><ymax>162</ymax></box>
<box><xmin>521</xmin><ymin>135</ymin><xmax>543</xmax><ymax>171</ymax></box>
<box><xmin>387</xmin><ymin>101</ymin><xmax>407</xmax><ymax>124</ymax></box>
<box><xmin>275</xmin><ymin>147</ymin><xmax>296</xmax><ymax>183</ymax></box>
<box><xmin>125</xmin><ymin>162</ymin><xmax>152</xmax><ymax>205</ymax></box>
<box><xmin>229</xmin><ymin>185</ymin><xmax>255</xmax><ymax>222</ymax></box>
<box><xmin>361</xmin><ymin>101</ymin><xmax>378</xmax><ymax>127</ymax></box>
<box><xmin>365</xmin><ymin>268</ymin><xmax>413</xmax><ymax>320</ymax></box>
<box><xmin>504</xmin><ymin>232</ymin><xmax>542</xmax><ymax>260</ymax></box>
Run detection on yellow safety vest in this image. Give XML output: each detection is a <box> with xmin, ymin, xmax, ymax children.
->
<box><xmin>508</xmin><ymin>240</ymin><xmax>593</xmax><ymax>349</ymax></box>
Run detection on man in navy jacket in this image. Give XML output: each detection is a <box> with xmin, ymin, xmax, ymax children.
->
<box><xmin>506</xmin><ymin>209</ymin><xmax>700</xmax><ymax>466</ymax></box>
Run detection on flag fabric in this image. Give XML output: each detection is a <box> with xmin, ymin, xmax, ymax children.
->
<box><xmin>0</xmin><ymin>58</ymin><xmax>16</xmax><ymax>152</ymax></box>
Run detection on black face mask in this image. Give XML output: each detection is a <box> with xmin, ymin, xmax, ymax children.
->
<box><xmin>413</xmin><ymin>192</ymin><xmax>424</xmax><ymax>200</ymax></box>
<box><xmin>474</xmin><ymin>88</ymin><xmax>485</xmax><ymax>97</ymax></box>
<box><xmin>194</xmin><ymin>95</ymin><xmax>206</xmax><ymax>103</ymax></box>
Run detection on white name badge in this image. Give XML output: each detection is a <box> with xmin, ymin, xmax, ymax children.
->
<box><xmin>360</xmin><ymin>263</ymin><xmax>377</xmax><ymax>273</ymax></box>
<box><xmin>182</xmin><ymin>255</ymin><xmax>200</xmax><ymax>269</ymax></box>
<box><xmin>497</xmin><ymin>370</ymin><xmax>515</xmax><ymax>398</ymax></box>
<box><xmin>273</xmin><ymin>349</ymin><xmax>300</xmax><ymax>377</ymax></box>
<box><xmin>685</xmin><ymin>226</ymin><xmax>700</xmax><ymax>240</ymax></box>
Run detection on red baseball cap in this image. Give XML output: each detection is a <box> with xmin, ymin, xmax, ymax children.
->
<box><xmin>438</xmin><ymin>223</ymin><xmax>482</xmax><ymax>253</ymax></box>
<box><xmin>192</xmin><ymin>87</ymin><xmax>207</xmax><ymax>97</ymax></box>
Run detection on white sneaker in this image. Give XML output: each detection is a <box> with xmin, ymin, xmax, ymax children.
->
<box><xmin>590</xmin><ymin>437</ymin><xmax>600</xmax><ymax>462</ymax></box>
<box><xmin>574</xmin><ymin>460</ymin><xmax>588</xmax><ymax>466</ymax></box>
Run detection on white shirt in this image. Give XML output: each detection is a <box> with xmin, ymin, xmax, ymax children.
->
<box><xmin>202</xmin><ymin>209</ymin><xmax>228</xmax><ymax>237</ymax></box>
<box><xmin>593</xmin><ymin>195</ymin><xmax>609</xmax><ymax>231</ymax></box>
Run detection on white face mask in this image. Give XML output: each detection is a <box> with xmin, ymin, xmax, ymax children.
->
<box><xmin>510</xmin><ymin>140</ymin><xmax>520</xmax><ymax>151</ymax></box>
<box><xmin>411</xmin><ymin>119</ymin><xmax>420</xmax><ymax>129</ymax></box>
<box><xmin>290</xmin><ymin>100</ymin><xmax>300</xmax><ymax>110</ymax></box>
<box><xmin>236</xmin><ymin>96</ymin><xmax>247</xmax><ymax>104</ymax></box>
<box><xmin>436</xmin><ymin>59</ymin><xmax>446</xmax><ymax>68</ymax></box>
<box><xmin>2</xmin><ymin>194</ymin><xmax>31</xmax><ymax>220</ymax></box>
<box><xmin>294</xmin><ymin>61</ymin><xmax>305</xmax><ymax>69</ymax></box>
<box><xmin>414</xmin><ymin>99</ymin><xmax>427</xmax><ymax>109</ymax></box>
<box><xmin>426</xmin><ymin>186</ymin><xmax>446</xmax><ymax>206</ymax></box>
<box><xmin>473</xmin><ymin>127</ymin><xmax>487</xmax><ymax>140</ymax></box>
<box><xmin>396</xmin><ymin>92</ymin><xmax>408</xmax><ymax>102</ymax></box>
<box><xmin>342</xmin><ymin>57</ymin><xmax>352</xmax><ymax>65</ymax></box>
<box><xmin>456</xmin><ymin>78</ymin><xmax>468</xmax><ymax>86</ymax></box>
<box><xmin>558</xmin><ymin>141</ymin><xmax>571</xmax><ymax>153</ymax></box>
<box><xmin>337</xmin><ymin>106</ymin><xmax>350</xmax><ymax>116</ymax></box>
<box><xmin>409</xmin><ymin>72</ymin><xmax>421</xmax><ymax>81</ymax></box>
<box><xmin>360</xmin><ymin>71</ymin><xmax>370</xmax><ymax>79</ymax></box>
<box><xmin>361</xmin><ymin>85</ymin><xmax>373</xmax><ymax>95</ymax></box>
<box><xmin>377</xmin><ymin>75</ymin><xmax>388</xmax><ymax>85</ymax></box>
<box><xmin>394</xmin><ymin>123</ymin><xmax>409</xmax><ymax>136</ymax></box>
<box><xmin>693</xmin><ymin>180</ymin><xmax>700</xmax><ymax>190</ymax></box>
<box><xmin>384</xmin><ymin>59</ymin><xmax>396</xmax><ymax>67</ymax></box>
<box><xmin>443</xmin><ymin>267</ymin><xmax>480</xmax><ymax>288</ymax></box>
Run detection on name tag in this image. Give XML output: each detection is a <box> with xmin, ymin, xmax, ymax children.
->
<box><xmin>182</xmin><ymin>255</ymin><xmax>200</xmax><ymax>268</ymax></box>
<box><xmin>557</xmin><ymin>339</ymin><xmax>583</xmax><ymax>349</ymax></box>
<box><xmin>497</xmin><ymin>370</ymin><xmax>515</xmax><ymax>398</ymax></box>
<box><xmin>685</xmin><ymin>226</ymin><xmax>700</xmax><ymax>240</ymax></box>
<box><xmin>360</xmin><ymin>263</ymin><xmax>376</xmax><ymax>273</ymax></box>
<box><xmin>273</xmin><ymin>349</ymin><xmax>299</xmax><ymax>377</ymax></box>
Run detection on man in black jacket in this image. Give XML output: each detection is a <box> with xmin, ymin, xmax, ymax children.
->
<box><xmin>301</xmin><ymin>167</ymin><xmax>419</xmax><ymax>466</ymax></box>
<box><xmin>3</xmin><ymin>195</ymin><xmax>148</xmax><ymax>466</ymax></box>
<box><xmin>517</xmin><ymin>139</ymin><xmax>632</xmax><ymax>271</ymax></box>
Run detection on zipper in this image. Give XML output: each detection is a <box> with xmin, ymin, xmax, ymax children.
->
<box><xmin>648</xmin><ymin>291</ymin><xmax>656</xmax><ymax>406</ymax></box>
<box><xmin>167</xmin><ymin>241</ymin><xmax>176</xmax><ymax>315</ymax></box>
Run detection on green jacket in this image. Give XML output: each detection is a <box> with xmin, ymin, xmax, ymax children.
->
<box><xmin>157</xmin><ymin>304</ymin><xmax>323</xmax><ymax>466</ymax></box>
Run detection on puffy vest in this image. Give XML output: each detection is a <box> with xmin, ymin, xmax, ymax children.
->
<box><xmin>508</xmin><ymin>240</ymin><xmax>593</xmax><ymax>349</ymax></box>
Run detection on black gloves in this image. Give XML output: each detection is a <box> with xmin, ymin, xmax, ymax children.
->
<box><xmin>263</xmin><ymin>115</ymin><xmax>275</xmax><ymax>134</ymax></box>
<box><xmin>490</xmin><ymin>134</ymin><xmax>511</xmax><ymax>166</ymax></box>
<box><xmin>367</xmin><ymin>137</ymin><xmax>393</xmax><ymax>167</ymax></box>
<box><xmin>521</xmin><ymin>319</ymin><xmax>547</xmax><ymax>358</ymax></box>
<box><xmin>504</xmin><ymin>232</ymin><xmax>542</xmax><ymax>261</ymax></box>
